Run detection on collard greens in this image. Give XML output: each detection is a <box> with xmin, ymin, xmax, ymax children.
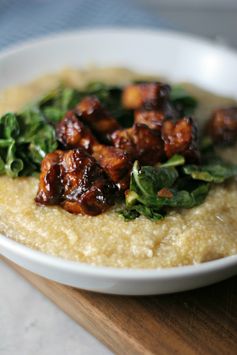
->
<box><xmin>0</xmin><ymin>82</ymin><xmax>236</xmax><ymax>222</ymax></box>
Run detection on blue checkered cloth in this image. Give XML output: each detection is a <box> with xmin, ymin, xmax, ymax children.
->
<box><xmin>0</xmin><ymin>0</ymin><xmax>172</xmax><ymax>50</ymax></box>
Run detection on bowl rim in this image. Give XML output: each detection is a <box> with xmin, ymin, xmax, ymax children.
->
<box><xmin>0</xmin><ymin>27</ymin><xmax>237</xmax><ymax>61</ymax></box>
<box><xmin>0</xmin><ymin>27</ymin><xmax>237</xmax><ymax>279</ymax></box>
<box><xmin>1</xmin><ymin>233</ymin><xmax>237</xmax><ymax>279</ymax></box>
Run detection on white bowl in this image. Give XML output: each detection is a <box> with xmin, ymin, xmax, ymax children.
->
<box><xmin>0</xmin><ymin>28</ymin><xmax>237</xmax><ymax>295</ymax></box>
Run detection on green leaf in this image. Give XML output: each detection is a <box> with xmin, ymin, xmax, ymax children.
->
<box><xmin>29</xmin><ymin>86</ymin><xmax>81</xmax><ymax>124</ymax></box>
<box><xmin>118</xmin><ymin>208</ymin><xmax>140</xmax><ymax>221</ymax></box>
<box><xmin>38</xmin><ymin>86</ymin><xmax>80</xmax><ymax>111</ymax></box>
<box><xmin>0</xmin><ymin>157</ymin><xmax>5</xmax><ymax>174</ymax></box>
<box><xmin>17</xmin><ymin>109</ymin><xmax>44</xmax><ymax>143</ymax></box>
<box><xmin>0</xmin><ymin>109</ymin><xmax>58</xmax><ymax>177</ymax></box>
<box><xmin>133</xmin><ymin>205</ymin><xmax>164</xmax><ymax>221</ymax></box>
<box><xmin>29</xmin><ymin>125</ymin><xmax>57</xmax><ymax>164</ymax></box>
<box><xmin>85</xmin><ymin>82</ymin><xmax>110</xmax><ymax>102</ymax></box>
<box><xmin>159</xmin><ymin>183</ymin><xmax>210</xmax><ymax>209</ymax></box>
<box><xmin>121</xmin><ymin>160</ymin><xmax>210</xmax><ymax>221</ymax></box>
<box><xmin>5</xmin><ymin>158</ymin><xmax>24</xmax><ymax>178</ymax></box>
<box><xmin>160</xmin><ymin>154</ymin><xmax>185</xmax><ymax>168</ymax></box>
<box><xmin>127</xmin><ymin>161</ymin><xmax>179</xmax><ymax>209</ymax></box>
<box><xmin>0</xmin><ymin>138</ymin><xmax>13</xmax><ymax>148</ymax></box>
<box><xmin>5</xmin><ymin>140</ymin><xmax>24</xmax><ymax>177</ymax></box>
<box><xmin>0</xmin><ymin>113</ymin><xmax>20</xmax><ymax>139</ymax></box>
<box><xmin>184</xmin><ymin>163</ymin><xmax>237</xmax><ymax>183</ymax></box>
<box><xmin>42</xmin><ymin>107</ymin><xmax>64</xmax><ymax>123</ymax></box>
<box><xmin>170</xmin><ymin>85</ymin><xmax>198</xmax><ymax>116</ymax></box>
<box><xmin>118</xmin><ymin>205</ymin><xmax>164</xmax><ymax>221</ymax></box>
<box><xmin>125</xmin><ymin>190</ymin><xmax>139</xmax><ymax>208</ymax></box>
<box><xmin>60</xmin><ymin>87</ymin><xmax>78</xmax><ymax>112</ymax></box>
<box><xmin>131</xmin><ymin>161</ymin><xmax>179</xmax><ymax>196</ymax></box>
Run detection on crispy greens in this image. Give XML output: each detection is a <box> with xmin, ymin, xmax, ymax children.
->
<box><xmin>119</xmin><ymin>158</ymin><xmax>211</xmax><ymax>221</ymax></box>
<box><xmin>0</xmin><ymin>82</ymin><xmax>236</xmax><ymax>220</ymax></box>
<box><xmin>0</xmin><ymin>111</ymin><xmax>57</xmax><ymax>176</ymax></box>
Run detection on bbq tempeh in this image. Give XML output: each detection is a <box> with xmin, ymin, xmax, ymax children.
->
<box><xmin>75</xmin><ymin>96</ymin><xmax>120</xmax><ymax>141</ymax></box>
<box><xmin>56</xmin><ymin>111</ymin><xmax>98</xmax><ymax>153</ymax></box>
<box><xmin>206</xmin><ymin>107</ymin><xmax>237</xmax><ymax>145</ymax></box>
<box><xmin>111</xmin><ymin>123</ymin><xmax>164</xmax><ymax>165</ymax></box>
<box><xmin>122</xmin><ymin>82</ymin><xmax>170</xmax><ymax>110</ymax></box>
<box><xmin>35</xmin><ymin>148</ymin><xmax>116</xmax><ymax>216</ymax></box>
<box><xmin>161</xmin><ymin>117</ymin><xmax>200</xmax><ymax>162</ymax></box>
<box><xmin>92</xmin><ymin>144</ymin><xmax>132</xmax><ymax>191</ymax></box>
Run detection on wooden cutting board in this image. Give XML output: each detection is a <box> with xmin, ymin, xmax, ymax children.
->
<box><xmin>4</xmin><ymin>257</ymin><xmax>237</xmax><ymax>355</ymax></box>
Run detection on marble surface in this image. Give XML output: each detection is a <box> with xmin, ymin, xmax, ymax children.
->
<box><xmin>0</xmin><ymin>260</ymin><xmax>111</xmax><ymax>355</ymax></box>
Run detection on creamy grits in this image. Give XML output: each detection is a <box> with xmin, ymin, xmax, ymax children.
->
<box><xmin>0</xmin><ymin>67</ymin><xmax>236</xmax><ymax>268</ymax></box>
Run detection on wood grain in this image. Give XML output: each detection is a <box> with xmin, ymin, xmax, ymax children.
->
<box><xmin>4</xmin><ymin>258</ymin><xmax>237</xmax><ymax>355</ymax></box>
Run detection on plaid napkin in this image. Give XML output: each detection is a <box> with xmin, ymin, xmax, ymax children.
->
<box><xmin>0</xmin><ymin>0</ymin><xmax>171</xmax><ymax>50</ymax></box>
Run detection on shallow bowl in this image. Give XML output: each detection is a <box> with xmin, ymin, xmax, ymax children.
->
<box><xmin>0</xmin><ymin>28</ymin><xmax>237</xmax><ymax>295</ymax></box>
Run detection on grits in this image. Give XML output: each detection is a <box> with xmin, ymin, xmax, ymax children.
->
<box><xmin>0</xmin><ymin>67</ymin><xmax>237</xmax><ymax>268</ymax></box>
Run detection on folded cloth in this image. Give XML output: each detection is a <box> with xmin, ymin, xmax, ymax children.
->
<box><xmin>0</xmin><ymin>0</ymin><xmax>172</xmax><ymax>50</ymax></box>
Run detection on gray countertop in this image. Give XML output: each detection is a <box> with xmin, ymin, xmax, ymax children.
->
<box><xmin>0</xmin><ymin>260</ymin><xmax>111</xmax><ymax>355</ymax></box>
